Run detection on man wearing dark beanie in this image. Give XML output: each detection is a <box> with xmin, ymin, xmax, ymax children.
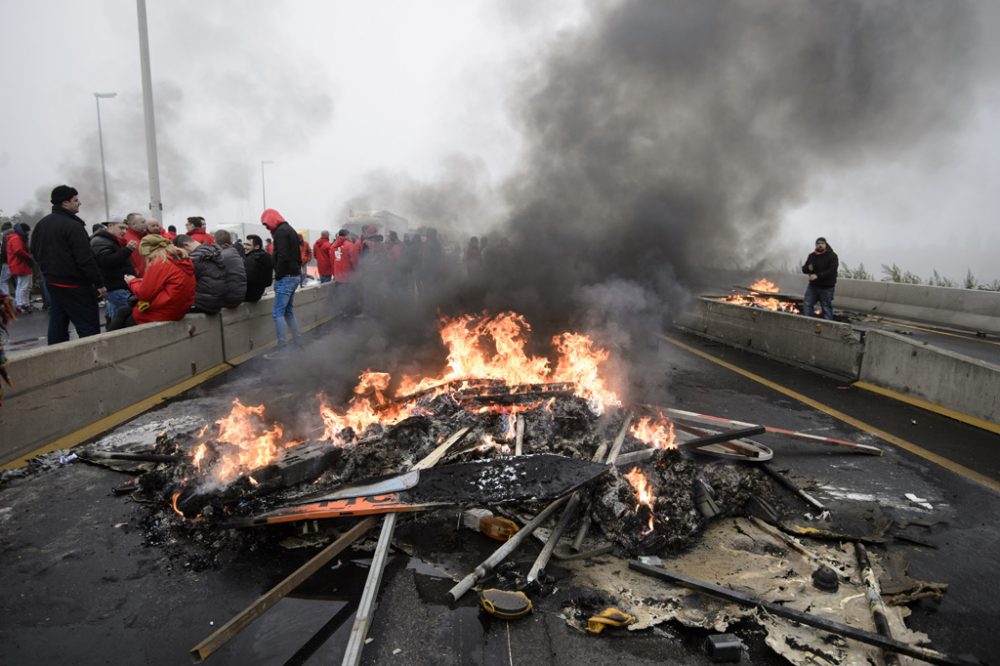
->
<box><xmin>800</xmin><ymin>236</ymin><xmax>839</xmax><ymax>320</ymax></box>
<box><xmin>29</xmin><ymin>185</ymin><xmax>107</xmax><ymax>344</ymax></box>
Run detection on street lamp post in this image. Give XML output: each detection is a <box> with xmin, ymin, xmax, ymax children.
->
<box><xmin>94</xmin><ymin>92</ymin><xmax>117</xmax><ymax>220</ymax></box>
<box><xmin>261</xmin><ymin>160</ymin><xmax>274</xmax><ymax>210</ymax></box>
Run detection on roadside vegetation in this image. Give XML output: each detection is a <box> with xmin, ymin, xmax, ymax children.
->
<box><xmin>838</xmin><ymin>262</ymin><xmax>1000</xmax><ymax>291</ymax></box>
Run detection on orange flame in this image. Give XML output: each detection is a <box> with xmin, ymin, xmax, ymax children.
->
<box><xmin>170</xmin><ymin>491</ymin><xmax>184</xmax><ymax>517</ymax></box>
<box><xmin>723</xmin><ymin>278</ymin><xmax>798</xmax><ymax>312</ymax></box>
<box><xmin>750</xmin><ymin>278</ymin><xmax>779</xmax><ymax>293</ymax></box>
<box><xmin>318</xmin><ymin>312</ymin><xmax>621</xmax><ymax>445</ymax></box>
<box><xmin>624</xmin><ymin>467</ymin><xmax>656</xmax><ymax>534</ymax></box>
<box><xmin>631</xmin><ymin>412</ymin><xmax>676</xmax><ymax>450</ymax></box>
<box><xmin>198</xmin><ymin>398</ymin><xmax>289</xmax><ymax>484</ymax></box>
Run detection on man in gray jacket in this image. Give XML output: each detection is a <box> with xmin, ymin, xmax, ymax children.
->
<box><xmin>174</xmin><ymin>234</ymin><xmax>226</xmax><ymax>314</ymax></box>
<box><xmin>214</xmin><ymin>229</ymin><xmax>247</xmax><ymax>307</ymax></box>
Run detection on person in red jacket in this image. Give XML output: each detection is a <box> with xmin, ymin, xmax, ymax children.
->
<box><xmin>298</xmin><ymin>233</ymin><xmax>312</xmax><ymax>286</ymax></box>
<box><xmin>330</xmin><ymin>229</ymin><xmax>359</xmax><ymax>316</ymax></box>
<box><xmin>5</xmin><ymin>223</ymin><xmax>34</xmax><ymax>313</ymax></box>
<box><xmin>123</xmin><ymin>213</ymin><xmax>148</xmax><ymax>277</ymax></box>
<box><xmin>164</xmin><ymin>225</ymin><xmax>177</xmax><ymax>242</ymax></box>
<box><xmin>186</xmin><ymin>217</ymin><xmax>215</xmax><ymax>245</ymax></box>
<box><xmin>313</xmin><ymin>231</ymin><xmax>332</xmax><ymax>283</ymax></box>
<box><xmin>111</xmin><ymin>235</ymin><xmax>195</xmax><ymax>329</ymax></box>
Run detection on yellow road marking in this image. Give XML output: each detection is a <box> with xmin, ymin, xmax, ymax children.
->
<box><xmin>1</xmin><ymin>315</ymin><xmax>334</xmax><ymax>470</ymax></box>
<box><xmin>1</xmin><ymin>363</ymin><xmax>232</xmax><ymax>470</ymax></box>
<box><xmin>661</xmin><ymin>334</ymin><xmax>1000</xmax><ymax>494</ymax></box>
<box><xmin>854</xmin><ymin>381</ymin><xmax>1000</xmax><ymax>435</ymax></box>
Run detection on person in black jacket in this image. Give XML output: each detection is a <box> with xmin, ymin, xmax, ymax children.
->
<box><xmin>242</xmin><ymin>234</ymin><xmax>273</xmax><ymax>303</ymax></box>
<box><xmin>260</xmin><ymin>208</ymin><xmax>301</xmax><ymax>352</ymax></box>
<box><xmin>90</xmin><ymin>220</ymin><xmax>138</xmax><ymax>324</ymax></box>
<box><xmin>174</xmin><ymin>234</ymin><xmax>226</xmax><ymax>314</ymax></box>
<box><xmin>29</xmin><ymin>185</ymin><xmax>107</xmax><ymax>344</ymax></box>
<box><xmin>214</xmin><ymin>229</ymin><xmax>247</xmax><ymax>307</ymax></box>
<box><xmin>801</xmin><ymin>237</ymin><xmax>839</xmax><ymax>320</ymax></box>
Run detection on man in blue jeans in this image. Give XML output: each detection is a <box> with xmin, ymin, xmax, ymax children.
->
<box><xmin>801</xmin><ymin>237</ymin><xmax>839</xmax><ymax>320</ymax></box>
<box><xmin>261</xmin><ymin>208</ymin><xmax>302</xmax><ymax>352</ymax></box>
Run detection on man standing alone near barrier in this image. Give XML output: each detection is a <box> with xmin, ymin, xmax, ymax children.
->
<box><xmin>801</xmin><ymin>237</ymin><xmax>838</xmax><ymax>320</ymax></box>
<box><xmin>261</xmin><ymin>208</ymin><xmax>302</xmax><ymax>354</ymax></box>
<box><xmin>30</xmin><ymin>185</ymin><xmax>106</xmax><ymax>343</ymax></box>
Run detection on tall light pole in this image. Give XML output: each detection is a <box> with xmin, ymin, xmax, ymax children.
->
<box><xmin>136</xmin><ymin>0</ymin><xmax>162</xmax><ymax>215</ymax></box>
<box><xmin>94</xmin><ymin>92</ymin><xmax>117</xmax><ymax>221</ymax></box>
<box><xmin>261</xmin><ymin>160</ymin><xmax>274</xmax><ymax>210</ymax></box>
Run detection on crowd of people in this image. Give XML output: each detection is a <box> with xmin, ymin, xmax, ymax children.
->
<box><xmin>0</xmin><ymin>185</ymin><xmax>470</xmax><ymax>357</ymax></box>
<box><xmin>0</xmin><ymin>186</ymin><xmax>288</xmax><ymax>349</ymax></box>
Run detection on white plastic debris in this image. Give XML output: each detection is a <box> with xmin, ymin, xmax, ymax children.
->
<box><xmin>904</xmin><ymin>493</ymin><xmax>933</xmax><ymax>510</ymax></box>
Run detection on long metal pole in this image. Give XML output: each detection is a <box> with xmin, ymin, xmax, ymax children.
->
<box><xmin>136</xmin><ymin>0</ymin><xmax>162</xmax><ymax>215</ymax></box>
<box><xmin>341</xmin><ymin>427</ymin><xmax>470</xmax><ymax>666</ymax></box>
<box><xmin>95</xmin><ymin>96</ymin><xmax>111</xmax><ymax>220</ymax></box>
<box><xmin>261</xmin><ymin>161</ymin><xmax>267</xmax><ymax>210</ymax></box>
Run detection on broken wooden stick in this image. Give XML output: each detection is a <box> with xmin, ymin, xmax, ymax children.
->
<box><xmin>189</xmin><ymin>517</ymin><xmax>377</xmax><ymax>663</ymax></box>
<box><xmin>528</xmin><ymin>413</ymin><xmax>633</xmax><ymax>582</ymax></box>
<box><xmin>628</xmin><ymin>562</ymin><xmax>980</xmax><ymax>666</ymax></box>
<box><xmin>855</xmin><ymin>542</ymin><xmax>901</xmax><ymax>666</ymax></box>
<box><xmin>514</xmin><ymin>415</ymin><xmax>525</xmax><ymax>457</ymax></box>
<box><xmin>570</xmin><ymin>414</ymin><xmax>633</xmax><ymax>552</ymax></box>
<box><xmin>447</xmin><ymin>494</ymin><xmax>571</xmax><ymax>602</ymax></box>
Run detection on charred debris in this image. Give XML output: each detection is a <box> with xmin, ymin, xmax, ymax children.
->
<box><xmin>47</xmin><ymin>308</ymin><xmax>974</xmax><ymax>665</ymax></box>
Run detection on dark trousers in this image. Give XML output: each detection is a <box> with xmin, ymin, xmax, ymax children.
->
<box><xmin>47</xmin><ymin>284</ymin><xmax>101</xmax><ymax>344</ymax></box>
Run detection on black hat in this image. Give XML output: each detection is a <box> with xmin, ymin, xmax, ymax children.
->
<box><xmin>816</xmin><ymin>237</ymin><xmax>827</xmax><ymax>243</ymax></box>
<box><xmin>51</xmin><ymin>185</ymin><xmax>78</xmax><ymax>205</ymax></box>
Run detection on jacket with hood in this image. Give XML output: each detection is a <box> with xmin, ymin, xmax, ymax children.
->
<box><xmin>260</xmin><ymin>209</ymin><xmax>301</xmax><ymax>280</ymax></box>
<box><xmin>129</xmin><ymin>255</ymin><xmax>196</xmax><ymax>324</ymax></box>
<box><xmin>29</xmin><ymin>207</ymin><xmax>104</xmax><ymax>288</ymax></box>
<box><xmin>218</xmin><ymin>243</ymin><xmax>248</xmax><ymax>307</ymax></box>
<box><xmin>90</xmin><ymin>229</ymin><xmax>135</xmax><ymax>291</ymax></box>
<box><xmin>188</xmin><ymin>243</ymin><xmax>227</xmax><ymax>313</ymax></box>
<box><xmin>802</xmin><ymin>245</ymin><xmax>839</xmax><ymax>289</ymax></box>
<box><xmin>330</xmin><ymin>235</ymin><xmax>356</xmax><ymax>282</ymax></box>
<box><xmin>6</xmin><ymin>225</ymin><xmax>33</xmax><ymax>276</ymax></box>
<box><xmin>313</xmin><ymin>237</ymin><xmax>332</xmax><ymax>276</ymax></box>
<box><xmin>243</xmin><ymin>248</ymin><xmax>273</xmax><ymax>302</ymax></box>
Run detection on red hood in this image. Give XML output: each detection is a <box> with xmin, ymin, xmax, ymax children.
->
<box><xmin>261</xmin><ymin>208</ymin><xmax>286</xmax><ymax>231</ymax></box>
<box><xmin>169</xmin><ymin>256</ymin><xmax>195</xmax><ymax>276</ymax></box>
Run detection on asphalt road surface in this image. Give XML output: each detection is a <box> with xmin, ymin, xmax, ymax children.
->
<box><xmin>1</xmin><ymin>324</ymin><xmax>997</xmax><ymax>665</ymax></box>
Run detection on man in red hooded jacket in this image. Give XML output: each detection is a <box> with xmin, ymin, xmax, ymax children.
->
<box><xmin>313</xmin><ymin>231</ymin><xmax>332</xmax><ymax>283</ymax></box>
<box><xmin>261</xmin><ymin>208</ymin><xmax>302</xmax><ymax>353</ymax></box>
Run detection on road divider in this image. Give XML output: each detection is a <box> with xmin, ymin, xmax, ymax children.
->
<box><xmin>0</xmin><ymin>283</ymin><xmax>334</xmax><ymax>467</ymax></box>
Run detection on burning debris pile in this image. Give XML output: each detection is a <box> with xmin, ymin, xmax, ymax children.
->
<box><xmin>124</xmin><ymin>312</ymin><xmax>767</xmax><ymax>558</ymax></box>
<box><xmin>81</xmin><ymin>311</ymin><xmax>968</xmax><ymax>665</ymax></box>
<box><xmin>721</xmin><ymin>278</ymin><xmax>800</xmax><ymax>312</ymax></box>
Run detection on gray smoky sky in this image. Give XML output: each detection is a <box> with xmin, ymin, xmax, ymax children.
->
<box><xmin>0</xmin><ymin>0</ymin><xmax>997</xmax><ymax>286</ymax></box>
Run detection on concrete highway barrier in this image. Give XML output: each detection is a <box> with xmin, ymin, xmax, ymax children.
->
<box><xmin>0</xmin><ymin>283</ymin><xmax>334</xmax><ymax>466</ymax></box>
<box><xmin>834</xmin><ymin>279</ymin><xmax>1000</xmax><ymax>335</ymax></box>
<box><xmin>859</xmin><ymin>330</ymin><xmax>1000</xmax><ymax>427</ymax></box>
<box><xmin>675</xmin><ymin>297</ymin><xmax>865</xmax><ymax>378</ymax></box>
